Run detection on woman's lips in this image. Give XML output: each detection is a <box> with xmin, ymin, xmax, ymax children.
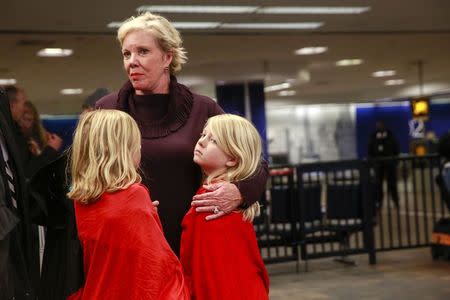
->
<box><xmin>130</xmin><ymin>73</ymin><xmax>143</xmax><ymax>79</ymax></box>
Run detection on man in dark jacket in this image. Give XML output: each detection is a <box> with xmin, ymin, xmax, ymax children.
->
<box><xmin>0</xmin><ymin>87</ymin><xmax>34</xmax><ymax>299</ymax></box>
<box><xmin>368</xmin><ymin>121</ymin><xmax>400</xmax><ymax>210</ymax></box>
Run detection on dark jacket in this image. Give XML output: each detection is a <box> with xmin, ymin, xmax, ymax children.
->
<box><xmin>30</xmin><ymin>154</ymin><xmax>84</xmax><ymax>300</ymax></box>
<box><xmin>368</xmin><ymin>129</ymin><xmax>400</xmax><ymax>158</ymax></box>
<box><xmin>0</xmin><ymin>88</ymin><xmax>35</xmax><ymax>299</ymax></box>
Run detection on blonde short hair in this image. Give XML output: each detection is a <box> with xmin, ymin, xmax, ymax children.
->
<box><xmin>117</xmin><ymin>12</ymin><xmax>187</xmax><ymax>74</ymax></box>
<box><xmin>205</xmin><ymin>114</ymin><xmax>263</xmax><ymax>222</ymax></box>
<box><xmin>67</xmin><ymin>110</ymin><xmax>142</xmax><ymax>204</ymax></box>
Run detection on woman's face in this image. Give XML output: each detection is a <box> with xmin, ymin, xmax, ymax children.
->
<box><xmin>19</xmin><ymin>108</ymin><xmax>34</xmax><ymax>136</ymax></box>
<box><xmin>121</xmin><ymin>30</ymin><xmax>173</xmax><ymax>95</ymax></box>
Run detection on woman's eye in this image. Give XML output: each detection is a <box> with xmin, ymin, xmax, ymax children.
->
<box><xmin>138</xmin><ymin>48</ymin><xmax>149</xmax><ymax>55</ymax></box>
<box><xmin>122</xmin><ymin>51</ymin><xmax>131</xmax><ymax>59</ymax></box>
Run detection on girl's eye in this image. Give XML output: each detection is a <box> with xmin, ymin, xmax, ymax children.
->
<box><xmin>200</xmin><ymin>133</ymin><xmax>206</xmax><ymax>138</ymax></box>
<box><xmin>210</xmin><ymin>138</ymin><xmax>217</xmax><ymax>144</ymax></box>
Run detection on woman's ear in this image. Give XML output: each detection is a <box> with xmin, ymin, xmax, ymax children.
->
<box><xmin>163</xmin><ymin>50</ymin><xmax>173</xmax><ymax>68</ymax></box>
<box><xmin>225</xmin><ymin>157</ymin><xmax>237</xmax><ymax>167</ymax></box>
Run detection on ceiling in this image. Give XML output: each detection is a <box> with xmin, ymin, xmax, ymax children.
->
<box><xmin>1</xmin><ymin>0</ymin><xmax>450</xmax><ymax>114</ymax></box>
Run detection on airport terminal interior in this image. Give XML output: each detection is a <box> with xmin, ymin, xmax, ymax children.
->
<box><xmin>1</xmin><ymin>0</ymin><xmax>450</xmax><ymax>299</ymax></box>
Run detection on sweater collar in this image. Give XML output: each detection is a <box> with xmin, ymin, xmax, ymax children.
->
<box><xmin>116</xmin><ymin>75</ymin><xmax>193</xmax><ymax>139</ymax></box>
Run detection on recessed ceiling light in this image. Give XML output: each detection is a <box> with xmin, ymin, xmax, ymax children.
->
<box><xmin>372</xmin><ymin>70</ymin><xmax>396</xmax><ymax>77</ymax></box>
<box><xmin>221</xmin><ymin>22</ymin><xmax>323</xmax><ymax>29</ymax></box>
<box><xmin>60</xmin><ymin>88</ymin><xmax>83</xmax><ymax>95</ymax></box>
<box><xmin>172</xmin><ymin>22</ymin><xmax>220</xmax><ymax>29</ymax></box>
<box><xmin>137</xmin><ymin>5</ymin><xmax>257</xmax><ymax>14</ymax></box>
<box><xmin>264</xmin><ymin>82</ymin><xmax>291</xmax><ymax>92</ymax></box>
<box><xmin>37</xmin><ymin>48</ymin><xmax>73</xmax><ymax>57</ymax></box>
<box><xmin>259</xmin><ymin>6</ymin><xmax>371</xmax><ymax>14</ymax></box>
<box><xmin>278</xmin><ymin>90</ymin><xmax>296</xmax><ymax>96</ymax></box>
<box><xmin>385</xmin><ymin>79</ymin><xmax>405</xmax><ymax>86</ymax></box>
<box><xmin>336</xmin><ymin>59</ymin><xmax>363</xmax><ymax>66</ymax></box>
<box><xmin>295</xmin><ymin>47</ymin><xmax>328</xmax><ymax>55</ymax></box>
<box><xmin>0</xmin><ymin>78</ymin><xmax>17</xmax><ymax>85</ymax></box>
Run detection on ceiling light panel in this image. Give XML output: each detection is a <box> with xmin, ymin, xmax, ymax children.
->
<box><xmin>372</xmin><ymin>70</ymin><xmax>396</xmax><ymax>77</ymax></box>
<box><xmin>258</xmin><ymin>6</ymin><xmax>371</xmax><ymax>14</ymax></box>
<box><xmin>136</xmin><ymin>5</ymin><xmax>370</xmax><ymax>15</ymax></box>
<box><xmin>385</xmin><ymin>79</ymin><xmax>405</xmax><ymax>86</ymax></box>
<box><xmin>137</xmin><ymin>5</ymin><xmax>257</xmax><ymax>14</ymax></box>
<box><xmin>172</xmin><ymin>22</ymin><xmax>220</xmax><ymax>29</ymax></box>
<box><xmin>264</xmin><ymin>83</ymin><xmax>291</xmax><ymax>92</ymax></box>
<box><xmin>221</xmin><ymin>22</ymin><xmax>323</xmax><ymax>30</ymax></box>
<box><xmin>37</xmin><ymin>48</ymin><xmax>73</xmax><ymax>57</ymax></box>
<box><xmin>336</xmin><ymin>59</ymin><xmax>363</xmax><ymax>66</ymax></box>
<box><xmin>0</xmin><ymin>78</ymin><xmax>17</xmax><ymax>85</ymax></box>
<box><xmin>60</xmin><ymin>88</ymin><xmax>83</xmax><ymax>95</ymax></box>
<box><xmin>278</xmin><ymin>90</ymin><xmax>297</xmax><ymax>96</ymax></box>
<box><xmin>295</xmin><ymin>47</ymin><xmax>328</xmax><ymax>55</ymax></box>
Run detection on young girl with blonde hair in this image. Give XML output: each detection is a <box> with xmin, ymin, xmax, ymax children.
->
<box><xmin>180</xmin><ymin>114</ymin><xmax>269</xmax><ymax>299</ymax></box>
<box><xmin>67</xmin><ymin>109</ymin><xmax>189</xmax><ymax>300</ymax></box>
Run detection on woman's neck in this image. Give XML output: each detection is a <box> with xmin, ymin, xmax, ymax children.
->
<box><xmin>135</xmin><ymin>74</ymin><xmax>171</xmax><ymax>95</ymax></box>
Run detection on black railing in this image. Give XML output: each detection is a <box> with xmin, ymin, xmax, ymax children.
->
<box><xmin>256</xmin><ymin>155</ymin><xmax>449</xmax><ymax>267</ymax></box>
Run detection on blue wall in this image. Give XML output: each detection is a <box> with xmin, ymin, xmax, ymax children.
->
<box><xmin>42</xmin><ymin>116</ymin><xmax>78</xmax><ymax>151</ymax></box>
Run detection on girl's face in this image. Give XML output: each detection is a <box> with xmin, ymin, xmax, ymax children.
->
<box><xmin>193</xmin><ymin>126</ymin><xmax>236</xmax><ymax>175</ymax></box>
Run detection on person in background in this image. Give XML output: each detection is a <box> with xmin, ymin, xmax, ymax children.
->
<box><xmin>368</xmin><ymin>120</ymin><xmax>400</xmax><ymax>210</ymax></box>
<box><xmin>4</xmin><ymin>86</ymin><xmax>62</xmax><ymax>177</ymax></box>
<box><xmin>96</xmin><ymin>12</ymin><xmax>268</xmax><ymax>254</ymax></box>
<box><xmin>181</xmin><ymin>114</ymin><xmax>269</xmax><ymax>300</ymax></box>
<box><xmin>0</xmin><ymin>87</ymin><xmax>35</xmax><ymax>299</ymax></box>
<box><xmin>19</xmin><ymin>101</ymin><xmax>50</xmax><ymax>156</ymax></box>
<box><xmin>67</xmin><ymin>110</ymin><xmax>189</xmax><ymax>299</ymax></box>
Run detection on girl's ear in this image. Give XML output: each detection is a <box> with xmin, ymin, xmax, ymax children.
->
<box><xmin>225</xmin><ymin>157</ymin><xmax>237</xmax><ymax>167</ymax></box>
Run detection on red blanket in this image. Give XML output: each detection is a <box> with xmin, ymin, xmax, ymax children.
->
<box><xmin>180</xmin><ymin>187</ymin><xmax>269</xmax><ymax>300</ymax></box>
<box><xmin>69</xmin><ymin>184</ymin><xmax>189</xmax><ymax>299</ymax></box>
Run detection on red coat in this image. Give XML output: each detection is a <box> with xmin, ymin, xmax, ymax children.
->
<box><xmin>68</xmin><ymin>184</ymin><xmax>189</xmax><ymax>300</ymax></box>
<box><xmin>180</xmin><ymin>187</ymin><xmax>269</xmax><ymax>300</ymax></box>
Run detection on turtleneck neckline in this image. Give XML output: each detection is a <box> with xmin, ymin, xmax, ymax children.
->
<box><xmin>115</xmin><ymin>76</ymin><xmax>194</xmax><ymax>139</ymax></box>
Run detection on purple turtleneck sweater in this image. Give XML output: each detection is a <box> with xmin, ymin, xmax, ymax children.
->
<box><xmin>96</xmin><ymin>78</ymin><xmax>268</xmax><ymax>254</ymax></box>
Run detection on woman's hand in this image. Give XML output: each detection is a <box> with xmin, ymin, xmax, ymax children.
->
<box><xmin>191</xmin><ymin>181</ymin><xmax>243</xmax><ymax>221</ymax></box>
<box><xmin>152</xmin><ymin>200</ymin><xmax>159</xmax><ymax>212</ymax></box>
<box><xmin>28</xmin><ymin>139</ymin><xmax>42</xmax><ymax>156</ymax></box>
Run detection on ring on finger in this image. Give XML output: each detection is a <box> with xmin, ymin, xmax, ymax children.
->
<box><xmin>213</xmin><ymin>206</ymin><xmax>220</xmax><ymax>214</ymax></box>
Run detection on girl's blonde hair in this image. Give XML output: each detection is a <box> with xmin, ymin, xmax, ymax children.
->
<box><xmin>67</xmin><ymin>110</ymin><xmax>142</xmax><ymax>204</ymax></box>
<box><xmin>117</xmin><ymin>12</ymin><xmax>187</xmax><ymax>74</ymax></box>
<box><xmin>204</xmin><ymin>114</ymin><xmax>263</xmax><ymax>222</ymax></box>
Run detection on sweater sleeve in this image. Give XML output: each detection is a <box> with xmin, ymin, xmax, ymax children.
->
<box><xmin>235</xmin><ymin>159</ymin><xmax>269</xmax><ymax>207</ymax></box>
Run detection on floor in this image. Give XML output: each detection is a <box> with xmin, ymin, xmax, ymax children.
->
<box><xmin>268</xmin><ymin>248</ymin><xmax>450</xmax><ymax>300</ymax></box>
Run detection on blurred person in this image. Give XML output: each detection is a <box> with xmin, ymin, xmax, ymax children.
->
<box><xmin>368</xmin><ymin>120</ymin><xmax>400</xmax><ymax>210</ymax></box>
<box><xmin>0</xmin><ymin>87</ymin><xmax>35</xmax><ymax>299</ymax></box>
<box><xmin>96</xmin><ymin>12</ymin><xmax>268</xmax><ymax>254</ymax></box>
<box><xmin>4</xmin><ymin>86</ymin><xmax>62</xmax><ymax>177</ymax></box>
<box><xmin>19</xmin><ymin>101</ymin><xmax>49</xmax><ymax>156</ymax></box>
<box><xmin>67</xmin><ymin>110</ymin><xmax>189</xmax><ymax>299</ymax></box>
<box><xmin>181</xmin><ymin>114</ymin><xmax>269</xmax><ymax>299</ymax></box>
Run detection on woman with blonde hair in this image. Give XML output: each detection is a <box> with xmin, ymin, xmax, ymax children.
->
<box><xmin>96</xmin><ymin>12</ymin><xmax>268</xmax><ymax>254</ymax></box>
<box><xmin>180</xmin><ymin>114</ymin><xmax>269</xmax><ymax>300</ymax></box>
<box><xmin>67</xmin><ymin>109</ymin><xmax>189</xmax><ymax>299</ymax></box>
